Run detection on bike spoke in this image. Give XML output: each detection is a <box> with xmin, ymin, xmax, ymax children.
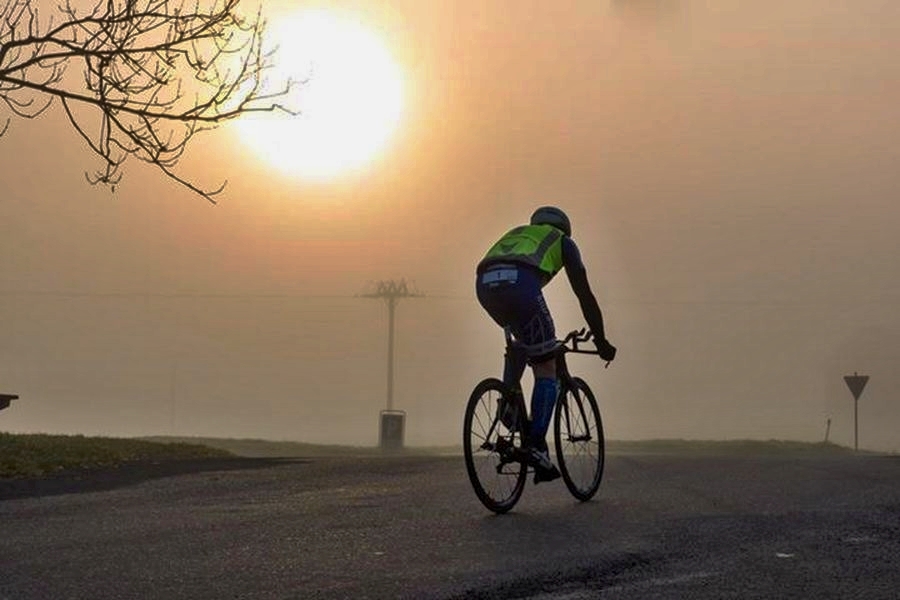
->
<box><xmin>464</xmin><ymin>379</ymin><xmax>527</xmax><ymax>513</ymax></box>
<box><xmin>554</xmin><ymin>378</ymin><xmax>604</xmax><ymax>501</ymax></box>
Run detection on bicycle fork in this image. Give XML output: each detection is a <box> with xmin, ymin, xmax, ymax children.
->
<box><xmin>558</xmin><ymin>385</ymin><xmax>593</xmax><ymax>444</ymax></box>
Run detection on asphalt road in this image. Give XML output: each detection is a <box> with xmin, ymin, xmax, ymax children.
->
<box><xmin>2</xmin><ymin>451</ymin><xmax>899</xmax><ymax>599</ymax></box>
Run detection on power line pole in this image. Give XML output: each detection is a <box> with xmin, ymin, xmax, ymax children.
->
<box><xmin>361</xmin><ymin>279</ymin><xmax>423</xmax><ymax>411</ymax></box>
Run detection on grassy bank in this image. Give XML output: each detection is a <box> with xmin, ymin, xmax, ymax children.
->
<box><xmin>146</xmin><ymin>436</ymin><xmax>855</xmax><ymax>458</ymax></box>
<box><xmin>0</xmin><ymin>433</ymin><xmax>231</xmax><ymax>479</ymax></box>
<box><xmin>606</xmin><ymin>439</ymin><xmax>855</xmax><ymax>456</ymax></box>
<box><xmin>1</xmin><ymin>433</ymin><xmax>858</xmax><ymax>480</ymax></box>
<box><xmin>140</xmin><ymin>436</ymin><xmax>461</xmax><ymax>458</ymax></box>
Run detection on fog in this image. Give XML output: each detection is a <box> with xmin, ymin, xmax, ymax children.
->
<box><xmin>1</xmin><ymin>0</ymin><xmax>898</xmax><ymax>451</ymax></box>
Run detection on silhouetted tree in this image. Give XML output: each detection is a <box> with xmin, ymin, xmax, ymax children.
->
<box><xmin>0</xmin><ymin>0</ymin><xmax>294</xmax><ymax>202</ymax></box>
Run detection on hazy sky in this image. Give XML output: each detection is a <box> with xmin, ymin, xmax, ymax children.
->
<box><xmin>2</xmin><ymin>0</ymin><xmax>899</xmax><ymax>450</ymax></box>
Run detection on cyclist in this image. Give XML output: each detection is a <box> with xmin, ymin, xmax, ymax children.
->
<box><xmin>475</xmin><ymin>206</ymin><xmax>617</xmax><ymax>483</ymax></box>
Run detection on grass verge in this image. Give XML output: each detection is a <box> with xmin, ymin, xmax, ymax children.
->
<box><xmin>1</xmin><ymin>433</ymin><xmax>859</xmax><ymax>480</ymax></box>
<box><xmin>140</xmin><ymin>436</ymin><xmax>460</xmax><ymax>458</ymax></box>
<box><xmin>606</xmin><ymin>439</ymin><xmax>855</xmax><ymax>455</ymax></box>
<box><xmin>0</xmin><ymin>433</ymin><xmax>231</xmax><ymax>479</ymax></box>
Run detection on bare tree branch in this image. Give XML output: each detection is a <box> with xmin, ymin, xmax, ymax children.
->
<box><xmin>0</xmin><ymin>0</ymin><xmax>297</xmax><ymax>203</ymax></box>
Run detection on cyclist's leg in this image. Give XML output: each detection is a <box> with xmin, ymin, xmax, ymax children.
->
<box><xmin>476</xmin><ymin>265</ymin><xmax>559</xmax><ymax>457</ymax></box>
<box><xmin>529</xmin><ymin>356</ymin><xmax>558</xmax><ymax>450</ymax></box>
<box><xmin>511</xmin><ymin>289</ymin><xmax>559</xmax><ymax>448</ymax></box>
<box><xmin>527</xmin><ymin>356</ymin><xmax>561</xmax><ymax>482</ymax></box>
<box><xmin>506</xmin><ymin>290</ymin><xmax>562</xmax><ymax>482</ymax></box>
<box><xmin>502</xmin><ymin>340</ymin><xmax>527</xmax><ymax>392</ymax></box>
<box><xmin>475</xmin><ymin>269</ymin><xmax>528</xmax><ymax>428</ymax></box>
<box><xmin>496</xmin><ymin>341</ymin><xmax>527</xmax><ymax>429</ymax></box>
<box><xmin>522</xmin><ymin>354</ymin><xmax>558</xmax><ymax>471</ymax></box>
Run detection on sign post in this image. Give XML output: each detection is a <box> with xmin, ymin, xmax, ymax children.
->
<box><xmin>843</xmin><ymin>372</ymin><xmax>869</xmax><ymax>451</ymax></box>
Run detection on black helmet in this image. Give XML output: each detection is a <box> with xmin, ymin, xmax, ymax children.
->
<box><xmin>530</xmin><ymin>206</ymin><xmax>571</xmax><ymax>237</ymax></box>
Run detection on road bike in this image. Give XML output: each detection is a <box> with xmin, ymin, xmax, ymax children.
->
<box><xmin>463</xmin><ymin>327</ymin><xmax>607</xmax><ymax>513</ymax></box>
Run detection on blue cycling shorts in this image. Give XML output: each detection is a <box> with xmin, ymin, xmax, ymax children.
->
<box><xmin>475</xmin><ymin>264</ymin><xmax>558</xmax><ymax>362</ymax></box>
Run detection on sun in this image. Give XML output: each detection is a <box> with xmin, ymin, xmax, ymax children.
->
<box><xmin>235</xmin><ymin>10</ymin><xmax>404</xmax><ymax>180</ymax></box>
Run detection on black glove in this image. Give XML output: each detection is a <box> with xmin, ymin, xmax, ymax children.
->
<box><xmin>595</xmin><ymin>338</ymin><xmax>617</xmax><ymax>362</ymax></box>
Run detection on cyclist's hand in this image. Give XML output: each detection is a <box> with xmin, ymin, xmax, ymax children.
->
<box><xmin>595</xmin><ymin>338</ymin><xmax>617</xmax><ymax>362</ymax></box>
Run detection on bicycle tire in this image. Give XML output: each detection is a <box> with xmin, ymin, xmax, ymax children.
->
<box><xmin>463</xmin><ymin>377</ymin><xmax>527</xmax><ymax>513</ymax></box>
<box><xmin>554</xmin><ymin>376</ymin><xmax>605</xmax><ymax>501</ymax></box>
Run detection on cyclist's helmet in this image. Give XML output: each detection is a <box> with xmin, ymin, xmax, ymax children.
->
<box><xmin>530</xmin><ymin>206</ymin><xmax>571</xmax><ymax>237</ymax></box>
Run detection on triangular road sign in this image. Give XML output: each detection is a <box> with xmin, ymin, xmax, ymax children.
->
<box><xmin>843</xmin><ymin>373</ymin><xmax>869</xmax><ymax>401</ymax></box>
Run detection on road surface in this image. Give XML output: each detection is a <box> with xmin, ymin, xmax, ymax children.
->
<box><xmin>2</xmin><ymin>451</ymin><xmax>899</xmax><ymax>599</ymax></box>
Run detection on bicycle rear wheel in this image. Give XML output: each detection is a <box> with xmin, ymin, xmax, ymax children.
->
<box><xmin>463</xmin><ymin>378</ymin><xmax>527</xmax><ymax>513</ymax></box>
<box><xmin>554</xmin><ymin>376</ymin><xmax>604</xmax><ymax>501</ymax></box>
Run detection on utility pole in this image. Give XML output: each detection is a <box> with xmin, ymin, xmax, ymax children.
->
<box><xmin>361</xmin><ymin>279</ymin><xmax>423</xmax><ymax>411</ymax></box>
<box><xmin>361</xmin><ymin>279</ymin><xmax>423</xmax><ymax>451</ymax></box>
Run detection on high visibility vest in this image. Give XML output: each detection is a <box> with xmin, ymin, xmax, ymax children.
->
<box><xmin>480</xmin><ymin>224</ymin><xmax>564</xmax><ymax>277</ymax></box>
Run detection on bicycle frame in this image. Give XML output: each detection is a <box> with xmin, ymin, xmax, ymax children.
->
<box><xmin>487</xmin><ymin>327</ymin><xmax>600</xmax><ymax>448</ymax></box>
<box><xmin>464</xmin><ymin>326</ymin><xmax>607</xmax><ymax>511</ymax></box>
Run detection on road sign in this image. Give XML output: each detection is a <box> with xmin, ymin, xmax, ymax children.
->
<box><xmin>843</xmin><ymin>372</ymin><xmax>869</xmax><ymax>451</ymax></box>
<box><xmin>843</xmin><ymin>373</ymin><xmax>869</xmax><ymax>400</ymax></box>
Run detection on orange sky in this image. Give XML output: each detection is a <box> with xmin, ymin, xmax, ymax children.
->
<box><xmin>2</xmin><ymin>0</ymin><xmax>900</xmax><ymax>450</ymax></box>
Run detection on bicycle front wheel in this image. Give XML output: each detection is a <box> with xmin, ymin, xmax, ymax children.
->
<box><xmin>463</xmin><ymin>378</ymin><xmax>527</xmax><ymax>514</ymax></box>
<box><xmin>554</xmin><ymin>376</ymin><xmax>605</xmax><ymax>501</ymax></box>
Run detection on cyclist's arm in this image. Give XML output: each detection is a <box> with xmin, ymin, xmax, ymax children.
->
<box><xmin>561</xmin><ymin>237</ymin><xmax>607</xmax><ymax>341</ymax></box>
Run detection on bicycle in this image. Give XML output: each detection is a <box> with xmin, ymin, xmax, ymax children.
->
<box><xmin>463</xmin><ymin>327</ymin><xmax>607</xmax><ymax>513</ymax></box>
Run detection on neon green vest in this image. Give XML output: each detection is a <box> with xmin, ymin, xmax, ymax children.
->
<box><xmin>480</xmin><ymin>224</ymin><xmax>564</xmax><ymax>277</ymax></box>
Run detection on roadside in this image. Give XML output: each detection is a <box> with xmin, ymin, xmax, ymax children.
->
<box><xmin>0</xmin><ymin>432</ymin><xmax>864</xmax><ymax>502</ymax></box>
